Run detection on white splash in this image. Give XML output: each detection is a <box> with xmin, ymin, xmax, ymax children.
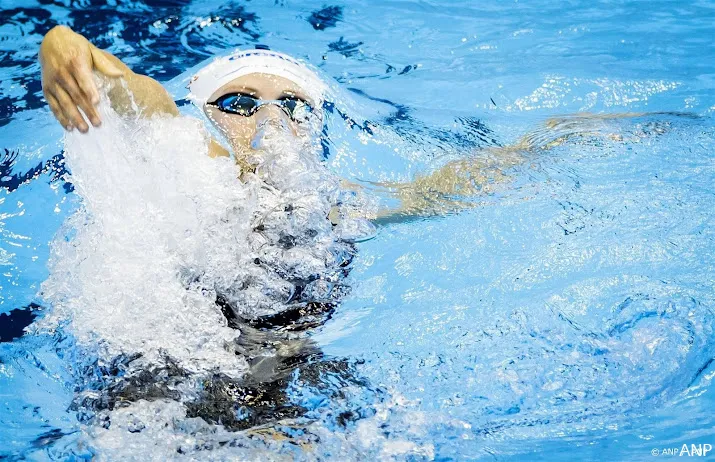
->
<box><xmin>36</xmin><ymin>97</ymin><xmax>251</xmax><ymax>375</ymax></box>
<box><xmin>35</xmin><ymin>86</ymin><xmax>373</xmax><ymax>376</ymax></box>
<box><xmin>32</xmin><ymin>81</ymin><xmax>382</xmax><ymax>458</ymax></box>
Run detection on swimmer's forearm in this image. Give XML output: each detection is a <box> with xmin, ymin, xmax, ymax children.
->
<box><xmin>364</xmin><ymin>149</ymin><xmax>519</xmax><ymax>222</ymax></box>
<box><xmin>90</xmin><ymin>46</ymin><xmax>179</xmax><ymax>118</ymax></box>
<box><xmin>373</xmin><ymin>111</ymin><xmax>698</xmax><ymax>222</ymax></box>
<box><xmin>92</xmin><ymin>47</ymin><xmax>228</xmax><ymax>157</ymax></box>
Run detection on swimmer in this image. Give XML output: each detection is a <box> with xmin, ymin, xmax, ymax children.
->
<box><xmin>36</xmin><ymin>26</ymin><xmax>406</xmax><ymax>431</ymax></box>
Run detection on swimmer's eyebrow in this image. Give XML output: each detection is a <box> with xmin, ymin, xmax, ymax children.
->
<box><xmin>218</xmin><ymin>85</ymin><xmax>258</xmax><ymax>96</ymax></box>
<box><xmin>279</xmin><ymin>91</ymin><xmax>310</xmax><ymax>102</ymax></box>
<box><xmin>236</xmin><ymin>86</ymin><xmax>258</xmax><ymax>95</ymax></box>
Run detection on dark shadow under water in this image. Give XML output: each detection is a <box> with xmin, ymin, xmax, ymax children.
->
<box><xmin>64</xmin><ymin>270</ymin><xmax>376</xmax><ymax>435</ymax></box>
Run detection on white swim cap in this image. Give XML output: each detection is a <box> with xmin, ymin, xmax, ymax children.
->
<box><xmin>187</xmin><ymin>48</ymin><xmax>328</xmax><ymax>108</ymax></box>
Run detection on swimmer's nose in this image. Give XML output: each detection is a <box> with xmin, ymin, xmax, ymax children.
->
<box><xmin>255</xmin><ymin>106</ymin><xmax>291</xmax><ymax>131</ymax></box>
<box><xmin>251</xmin><ymin>106</ymin><xmax>293</xmax><ymax>150</ymax></box>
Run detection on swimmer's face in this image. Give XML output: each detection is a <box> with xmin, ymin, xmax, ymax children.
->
<box><xmin>204</xmin><ymin>73</ymin><xmax>318</xmax><ymax>164</ymax></box>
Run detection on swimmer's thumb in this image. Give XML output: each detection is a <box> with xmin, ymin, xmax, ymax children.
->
<box><xmin>90</xmin><ymin>46</ymin><xmax>124</xmax><ymax>78</ymax></box>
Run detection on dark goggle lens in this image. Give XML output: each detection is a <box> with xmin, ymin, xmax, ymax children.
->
<box><xmin>282</xmin><ymin>98</ymin><xmax>298</xmax><ymax>115</ymax></box>
<box><xmin>215</xmin><ymin>94</ymin><xmax>259</xmax><ymax>116</ymax></box>
<box><xmin>280</xmin><ymin>98</ymin><xmax>313</xmax><ymax>121</ymax></box>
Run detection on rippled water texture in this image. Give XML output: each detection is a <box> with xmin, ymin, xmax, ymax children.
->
<box><xmin>1</xmin><ymin>0</ymin><xmax>714</xmax><ymax>460</ymax></box>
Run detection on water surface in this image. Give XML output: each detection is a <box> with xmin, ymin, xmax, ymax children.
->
<box><xmin>1</xmin><ymin>0</ymin><xmax>713</xmax><ymax>460</ymax></box>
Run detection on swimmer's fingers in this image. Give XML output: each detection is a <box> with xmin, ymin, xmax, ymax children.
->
<box><xmin>52</xmin><ymin>85</ymin><xmax>89</xmax><ymax>133</ymax></box>
<box><xmin>57</xmin><ymin>68</ymin><xmax>100</xmax><ymax>128</ymax></box>
<box><xmin>45</xmin><ymin>92</ymin><xmax>72</xmax><ymax>131</ymax></box>
<box><xmin>73</xmin><ymin>56</ymin><xmax>101</xmax><ymax>106</ymax></box>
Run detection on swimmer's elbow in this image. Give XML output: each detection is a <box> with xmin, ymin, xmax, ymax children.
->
<box><xmin>130</xmin><ymin>74</ymin><xmax>180</xmax><ymax>117</ymax></box>
<box><xmin>136</xmin><ymin>74</ymin><xmax>179</xmax><ymax>116</ymax></box>
<box><xmin>106</xmin><ymin>73</ymin><xmax>179</xmax><ymax>118</ymax></box>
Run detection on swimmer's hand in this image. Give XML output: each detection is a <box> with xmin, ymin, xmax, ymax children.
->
<box><xmin>39</xmin><ymin>25</ymin><xmax>124</xmax><ymax>133</ymax></box>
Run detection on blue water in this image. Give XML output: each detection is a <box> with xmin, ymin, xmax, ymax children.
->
<box><xmin>1</xmin><ymin>0</ymin><xmax>714</xmax><ymax>460</ymax></box>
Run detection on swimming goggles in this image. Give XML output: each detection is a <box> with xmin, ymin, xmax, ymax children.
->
<box><xmin>206</xmin><ymin>93</ymin><xmax>314</xmax><ymax>122</ymax></box>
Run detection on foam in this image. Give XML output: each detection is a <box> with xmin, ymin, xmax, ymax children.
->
<box><xmin>29</xmin><ymin>77</ymin><xmax>383</xmax><ymax>457</ymax></box>
<box><xmin>36</xmin><ymin>81</ymin><xmax>373</xmax><ymax>377</ymax></box>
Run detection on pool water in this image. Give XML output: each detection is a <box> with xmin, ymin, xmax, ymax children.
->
<box><xmin>1</xmin><ymin>0</ymin><xmax>714</xmax><ymax>460</ymax></box>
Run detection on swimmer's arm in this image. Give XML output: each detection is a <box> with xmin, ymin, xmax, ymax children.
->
<box><xmin>95</xmin><ymin>60</ymin><xmax>230</xmax><ymax>160</ymax></box>
<box><xmin>89</xmin><ymin>51</ymin><xmax>229</xmax><ymax>158</ymax></box>
<box><xmin>350</xmin><ymin>144</ymin><xmax>525</xmax><ymax>223</ymax></box>
<box><xmin>367</xmin><ymin>113</ymin><xmax>620</xmax><ymax>221</ymax></box>
<box><xmin>90</xmin><ymin>51</ymin><xmax>230</xmax><ymax>158</ymax></box>
<box><xmin>90</xmin><ymin>49</ymin><xmax>180</xmax><ymax>118</ymax></box>
<box><xmin>356</xmin><ymin>157</ymin><xmax>509</xmax><ymax>224</ymax></box>
<box><xmin>40</xmin><ymin>24</ymin><xmax>180</xmax><ymax>124</ymax></box>
<box><xmin>39</xmin><ymin>26</ymin><xmax>229</xmax><ymax>158</ymax></box>
<box><xmin>370</xmin><ymin>111</ymin><xmax>695</xmax><ymax>222</ymax></box>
